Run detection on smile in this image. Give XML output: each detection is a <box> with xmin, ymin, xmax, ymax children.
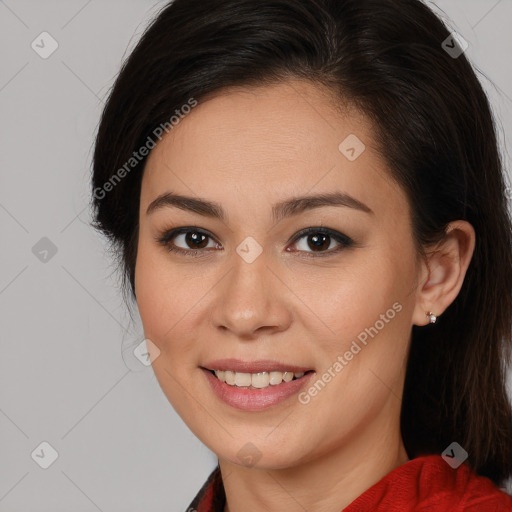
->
<box><xmin>200</xmin><ymin>360</ymin><xmax>316</xmax><ymax>411</ymax></box>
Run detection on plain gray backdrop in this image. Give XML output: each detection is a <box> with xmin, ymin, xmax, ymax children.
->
<box><xmin>1</xmin><ymin>0</ymin><xmax>511</xmax><ymax>511</ymax></box>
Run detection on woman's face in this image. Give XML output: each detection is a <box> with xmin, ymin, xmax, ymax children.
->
<box><xmin>135</xmin><ymin>80</ymin><xmax>423</xmax><ymax>469</ymax></box>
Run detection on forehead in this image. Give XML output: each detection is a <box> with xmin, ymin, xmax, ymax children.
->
<box><xmin>141</xmin><ymin>80</ymin><xmax>406</xmax><ymax>221</ymax></box>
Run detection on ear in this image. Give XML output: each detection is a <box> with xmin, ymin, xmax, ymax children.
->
<box><xmin>412</xmin><ymin>220</ymin><xmax>476</xmax><ymax>326</ymax></box>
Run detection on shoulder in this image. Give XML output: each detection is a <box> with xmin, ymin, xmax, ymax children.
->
<box><xmin>344</xmin><ymin>454</ymin><xmax>512</xmax><ymax>511</ymax></box>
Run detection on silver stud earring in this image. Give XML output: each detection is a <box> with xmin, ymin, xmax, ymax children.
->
<box><xmin>426</xmin><ymin>311</ymin><xmax>437</xmax><ymax>324</ymax></box>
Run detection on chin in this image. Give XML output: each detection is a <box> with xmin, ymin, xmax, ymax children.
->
<box><xmin>210</xmin><ymin>434</ymin><xmax>310</xmax><ymax>470</ymax></box>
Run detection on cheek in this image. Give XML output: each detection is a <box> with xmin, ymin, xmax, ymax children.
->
<box><xmin>293</xmin><ymin>252</ymin><xmax>401</xmax><ymax>350</ymax></box>
<box><xmin>134</xmin><ymin>237</ymin><xmax>217</xmax><ymax>375</ymax></box>
<box><xmin>299</xmin><ymin>246</ymin><xmax>415</xmax><ymax>400</ymax></box>
<box><xmin>134</xmin><ymin>243</ymin><xmax>204</xmax><ymax>416</ymax></box>
<box><xmin>134</xmin><ymin>240</ymin><xmax>187</xmax><ymax>349</ymax></box>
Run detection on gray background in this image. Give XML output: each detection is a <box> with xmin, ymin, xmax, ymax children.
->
<box><xmin>1</xmin><ymin>1</ymin><xmax>511</xmax><ymax>511</ymax></box>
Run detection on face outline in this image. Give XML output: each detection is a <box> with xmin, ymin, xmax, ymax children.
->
<box><xmin>134</xmin><ymin>79</ymin><xmax>424</xmax><ymax>471</ymax></box>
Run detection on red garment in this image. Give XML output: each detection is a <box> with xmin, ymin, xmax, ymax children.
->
<box><xmin>187</xmin><ymin>455</ymin><xmax>512</xmax><ymax>511</ymax></box>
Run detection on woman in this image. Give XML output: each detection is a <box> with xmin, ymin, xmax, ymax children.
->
<box><xmin>90</xmin><ymin>0</ymin><xmax>512</xmax><ymax>510</ymax></box>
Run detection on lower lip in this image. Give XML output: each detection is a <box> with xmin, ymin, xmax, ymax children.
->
<box><xmin>201</xmin><ymin>368</ymin><xmax>315</xmax><ymax>411</ymax></box>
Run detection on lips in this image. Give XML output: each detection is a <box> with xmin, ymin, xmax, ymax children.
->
<box><xmin>199</xmin><ymin>358</ymin><xmax>316</xmax><ymax>410</ymax></box>
<box><xmin>201</xmin><ymin>366</ymin><xmax>315</xmax><ymax>411</ymax></box>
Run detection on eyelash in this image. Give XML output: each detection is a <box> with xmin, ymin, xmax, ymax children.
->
<box><xmin>155</xmin><ymin>226</ymin><xmax>354</xmax><ymax>259</ymax></box>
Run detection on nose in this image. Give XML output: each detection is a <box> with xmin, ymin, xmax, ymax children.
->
<box><xmin>210</xmin><ymin>248</ymin><xmax>292</xmax><ymax>340</ymax></box>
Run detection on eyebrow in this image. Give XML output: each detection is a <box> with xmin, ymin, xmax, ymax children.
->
<box><xmin>146</xmin><ymin>190</ymin><xmax>374</xmax><ymax>223</ymax></box>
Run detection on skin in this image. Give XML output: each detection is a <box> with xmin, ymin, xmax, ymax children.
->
<box><xmin>134</xmin><ymin>79</ymin><xmax>475</xmax><ymax>512</ymax></box>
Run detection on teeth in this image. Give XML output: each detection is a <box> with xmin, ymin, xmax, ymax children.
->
<box><xmin>235</xmin><ymin>372</ymin><xmax>251</xmax><ymax>387</ymax></box>
<box><xmin>213</xmin><ymin>370</ymin><xmax>307</xmax><ymax>388</ymax></box>
<box><xmin>252</xmin><ymin>372</ymin><xmax>269</xmax><ymax>388</ymax></box>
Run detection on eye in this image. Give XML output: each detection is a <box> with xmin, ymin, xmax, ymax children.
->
<box><xmin>156</xmin><ymin>227</ymin><xmax>220</xmax><ymax>257</ymax></box>
<box><xmin>155</xmin><ymin>226</ymin><xmax>354</xmax><ymax>258</ymax></box>
<box><xmin>287</xmin><ymin>227</ymin><xmax>354</xmax><ymax>258</ymax></box>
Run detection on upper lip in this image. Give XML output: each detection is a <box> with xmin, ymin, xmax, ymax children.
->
<box><xmin>202</xmin><ymin>358</ymin><xmax>313</xmax><ymax>373</ymax></box>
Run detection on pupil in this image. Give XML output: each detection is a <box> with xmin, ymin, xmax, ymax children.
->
<box><xmin>309</xmin><ymin>233</ymin><xmax>329</xmax><ymax>251</ymax></box>
<box><xmin>186</xmin><ymin>232</ymin><xmax>208</xmax><ymax>249</ymax></box>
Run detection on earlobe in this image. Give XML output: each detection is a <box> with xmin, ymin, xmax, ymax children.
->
<box><xmin>412</xmin><ymin>220</ymin><xmax>476</xmax><ymax>327</ymax></box>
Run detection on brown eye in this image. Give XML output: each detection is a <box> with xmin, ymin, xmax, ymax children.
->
<box><xmin>156</xmin><ymin>227</ymin><xmax>219</xmax><ymax>256</ymax></box>
<box><xmin>302</xmin><ymin>232</ymin><xmax>331</xmax><ymax>252</ymax></box>
<box><xmin>288</xmin><ymin>227</ymin><xmax>354</xmax><ymax>257</ymax></box>
<box><xmin>182</xmin><ymin>231</ymin><xmax>209</xmax><ymax>249</ymax></box>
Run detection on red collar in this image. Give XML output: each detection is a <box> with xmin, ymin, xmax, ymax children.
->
<box><xmin>187</xmin><ymin>455</ymin><xmax>512</xmax><ymax>511</ymax></box>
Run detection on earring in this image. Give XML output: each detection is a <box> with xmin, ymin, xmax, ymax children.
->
<box><xmin>426</xmin><ymin>311</ymin><xmax>437</xmax><ymax>324</ymax></box>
